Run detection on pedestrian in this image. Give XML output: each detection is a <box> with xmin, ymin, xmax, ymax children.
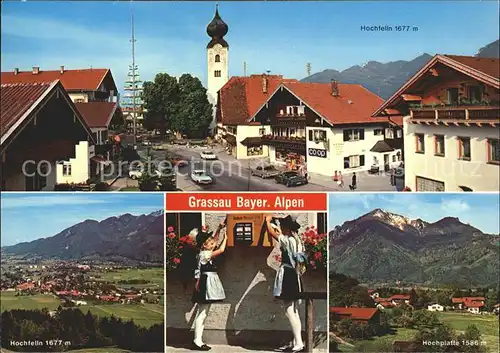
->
<box><xmin>333</xmin><ymin>170</ymin><xmax>338</xmax><ymax>182</ymax></box>
<box><xmin>191</xmin><ymin>220</ymin><xmax>227</xmax><ymax>351</ymax></box>
<box><xmin>265</xmin><ymin>215</ymin><xmax>306</xmax><ymax>353</ymax></box>
<box><xmin>338</xmin><ymin>171</ymin><xmax>344</xmax><ymax>188</ymax></box>
<box><xmin>349</xmin><ymin>172</ymin><xmax>357</xmax><ymax>191</ymax></box>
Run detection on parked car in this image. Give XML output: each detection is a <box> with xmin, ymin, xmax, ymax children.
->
<box><xmin>275</xmin><ymin>171</ymin><xmax>308</xmax><ymax>187</ymax></box>
<box><xmin>142</xmin><ymin>140</ymin><xmax>152</xmax><ymax>146</ymax></box>
<box><xmin>250</xmin><ymin>165</ymin><xmax>281</xmax><ymax>178</ymax></box>
<box><xmin>128</xmin><ymin>165</ymin><xmax>161</xmax><ymax>180</ymax></box>
<box><xmin>190</xmin><ymin>169</ymin><xmax>213</xmax><ymax>184</ymax></box>
<box><xmin>152</xmin><ymin>143</ymin><xmax>165</xmax><ymax>150</ymax></box>
<box><xmin>200</xmin><ymin>150</ymin><xmax>217</xmax><ymax>160</ymax></box>
<box><xmin>171</xmin><ymin>157</ymin><xmax>188</xmax><ymax>167</ymax></box>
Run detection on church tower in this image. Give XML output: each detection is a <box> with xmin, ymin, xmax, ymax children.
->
<box><xmin>206</xmin><ymin>4</ymin><xmax>229</xmax><ymax>132</ymax></box>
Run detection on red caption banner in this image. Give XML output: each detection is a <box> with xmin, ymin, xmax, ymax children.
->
<box><xmin>165</xmin><ymin>193</ymin><xmax>327</xmax><ymax>211</ymax></box>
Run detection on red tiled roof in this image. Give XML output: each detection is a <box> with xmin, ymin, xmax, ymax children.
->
<box><xmin>445</xmin><ymin>55</ymin><xmax>500</xmax><ymax>79</ymax></box>
<box><xmin>75</xmin><ymin>102</ymin><xmax>117</xmax><ymax>128</ymax></box>
<box><xmin>218</xmin><ymin>74</ymin><xmax>299</xmax><ymax>125</ymax></box>
<box><xmin>378</xmin><ymin>301</ymin><xmax>395</xmax><ymax>308</ymax></box>
<box><xmin>279</xmin><ymin>82</ymin><xmax>390</xmax><ymax>125</ymax></box>
<box><xmin>452</xmin><ymin>297</ymin><xmax>485</xmax><ymax>303</ymax></box>
<box><xmin>1</xmin><ymin>81</ymin><xmax>56</xmax><ymax>140</ymax></box>
<box><xmin>1</xmin><ymin>68</ymin><xmax>113</xmax><ymax>91</ymax></box>
<box><xmin>330</xmin><ymin>307</ymin><xmax>379</xmax><ymax>321</ymax></box>
<box><xmin>391</xmin><ymin>294</ymin><xmax>410</xmax><ymax>300</ymax></box>
<box><xmin>373</xmin><ymin>54</ymin><xmax>500</xmax><ymax>117</ymax></box>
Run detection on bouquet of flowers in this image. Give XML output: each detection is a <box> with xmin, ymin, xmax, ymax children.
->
<box><xmin>301</xmin><ymin>226</ymin><xmax>327</xmax><ymax>271</ymax></box>
<box><xmin>165</xmin><ymin>226</ymin><xmax>195</xmax><ymax>272</ymax></box>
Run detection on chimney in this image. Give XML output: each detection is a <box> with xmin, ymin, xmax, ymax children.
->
<box><xmin>262</xmin><ymin>74</ymin><xmax>268</xmax><ymax>93</ymax></box>
<box><xmin>60</xmin><ymin>65</ymin><xmax>65</xmax><ymax>74</ymax></box>
<box><xmin>331</xmin><ymin>79</ymin><xmax>339</xmax><ymax>97</ymax></box>
<box><xmin>32</xmin><ymin>66</ymin><xmax>40</xmax><ymax>75</ymax></box>
<box><xmin>14</xmin><ymin>68</ymin><xmax>19</xmax><ymax>75</ymax></box>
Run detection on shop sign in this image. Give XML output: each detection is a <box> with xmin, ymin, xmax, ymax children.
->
<box><xmin>308</xmin><ymin>148</ymin><xmax>327</xmax><ymax>158</ymax></box>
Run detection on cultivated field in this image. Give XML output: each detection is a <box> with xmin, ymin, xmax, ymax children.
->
<box><xmin>0</xmin><ymin>291</ymin><xmax>61</xmax><ymax>311</ymax></box>
<box><xmin>339</xmin><ymin>327</ymin><xmax>417</xmax><ymax>352</ymax></box>
<box><xmin>85</xmin><ymin>303</ymin><xmax>164</xmax><ymax>327</ymax></box>
<box><xmin>438</xmin><ymin>312</ymin><xmax>499</xmax><ymax>353</ymax></box>
<box><xmin>91</xmin><ymin>268</ymin><xmax>164</xmax><ymax>289</ymax></box>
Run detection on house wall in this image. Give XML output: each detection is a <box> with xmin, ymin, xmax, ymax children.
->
<box><xmin>235</xmin><ymin>125</ymin><xmax>270</xmax><ymax>160</ymax></box>
<box><xmin>305</xmin><ymin>125</ymin><xmax>401</xmax><ymax>176</ymax></box>
<box><xmin>416</xmin><ymin>67</ymin><xmax>499</xmax><ymax>104</ymax></box>
<box><xmin>69</xmin><ymin>92</ymin><xmax>89</xmax><ymax>103</ymax></box>
<box><xmin>207</xmin><ymin>45</ymin><xmax>229</xmax><ymax>131</ymax></box>
<box><xmin>166</xmin><ymin>212</ymin><xmax>327</xmax><ymax>348</ymax></box>
<box><xmin>403</xmin><ymin>116</ymin><xmax>500</xmax><ymax>191</ymax></box>
<box><xmin>56</xmin><ymin>142</ymin><xmax>93</xmax><ymax>184</ymax></box>
<box><xmin>91</xmin><ymin>127</ymin><xmax>107</xmax><ymax>145</ymax></box>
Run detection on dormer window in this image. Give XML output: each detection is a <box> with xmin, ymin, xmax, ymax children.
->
<box><xmin>215</xmin><ymin>54</ymin><xmax>220</xmax><ymax>63</ymax></box>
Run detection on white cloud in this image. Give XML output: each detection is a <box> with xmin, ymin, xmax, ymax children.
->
<box><xmin>440</xmin><ymin>198</ymin><xmax>471</xmax><ymax>213</ymax></box>
<box><xmin>0</xmin><ymin>195</ymin><xmax>111</xmax><ymax>209</ymax></box>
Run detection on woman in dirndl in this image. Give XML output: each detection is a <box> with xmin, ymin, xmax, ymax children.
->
<box><xmin>265</xmin><ymin>214</ymin><xmax>307</xmax><ymax>353</ymax></box>
<box><xmin>191</xmin><ymin>220</ymin><xmax>227</xmax><ymax>351</ymax></box>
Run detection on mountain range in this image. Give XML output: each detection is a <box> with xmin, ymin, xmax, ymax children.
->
<box><xmin>329</xmin><ymin>209</ymin><xmax>500</xmax><ymax>287</ymax></box>
<box><xmin>303</xmin><ymin>39</ymin><xmax>499</xmax><ymax>99</ymax></box>
<box><xmin>1</xmin><ymin>210</ymin><xmax>164</xmax><ymax>264</ymax></box>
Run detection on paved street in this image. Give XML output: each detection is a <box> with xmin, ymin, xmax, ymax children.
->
<box><xmin>147</xmin><ymin>145</ymin><xmax>334</xmax><ymax>192</ymax></box>
<box><xmin>110</xmin><ymin>141</ymin><xmax>400</xmax><ymax>192</ymax></box>
<box><xmin>166</xmin><ymin>345</ymin><xmax>327</xmax><ymax>352</ymax></box>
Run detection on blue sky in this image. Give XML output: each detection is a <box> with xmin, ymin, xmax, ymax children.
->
<box><xmin>0</xmin><ymin>193</ymin><xmax>164</xmax><ymax>246</ymax></box>
<box><xmin>1</xmin><ymin>1</ymin><xmax>498</xmax><ymax>93</ymax></box>
<box><xmin>328</xmin><ymin>193</ymin><xmax>500</xmax><ymax>234</ymax></box>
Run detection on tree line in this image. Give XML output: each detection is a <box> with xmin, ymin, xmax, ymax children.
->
<box><xmin>0</xmin><ymin>308</ymin><xmax>163</xmax><ymax>352</ymax></box>
<box><xmin>142</xmin><ymin>73</ymin><xmax>213</xmax><ymax>138</ymax></box>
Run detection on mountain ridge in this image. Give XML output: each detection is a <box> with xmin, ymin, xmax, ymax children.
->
<box><xmin>303</xmin><ymin>40</ymin><xmax>499</xmax><ymax>99</ymax></box>
<box><xmin>2</xmin><ymin>210</ymin><xmax>164</xmax><ymax>264</ymax></box>
<box><xmin>329</xmin><ymin>209</ymin><xmax>500</xmax><ymax>287</ymax></box>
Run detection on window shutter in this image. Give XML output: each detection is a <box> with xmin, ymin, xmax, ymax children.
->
<box><xmin>343</xmin><ymin>130</ymin><xmax>349</xmax><ymax>141</ymax></box>
<box><xmin>359</xmin><ymin>129</ymin><xmax>365</xmax><ymax>140</ymax></box>
<box><xmin>360</xmin><ymin>155</ymin><xmax>365</xmax><ymax>166</ymax></box>
<box><xmin>344</xmin><ymin>157</ymin><xmax>349</xmax><ymax>168</ymax></box>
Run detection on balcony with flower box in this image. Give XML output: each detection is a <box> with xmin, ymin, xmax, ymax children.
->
<box><xmin>409</xmin><ymin>101</ymin><xmax>500</xmax><ymax>127</ymax></box>
<box><xmin>261</xmin><ymin>134</ymin><xmax>306</xmax><ymax>150</ymax></box>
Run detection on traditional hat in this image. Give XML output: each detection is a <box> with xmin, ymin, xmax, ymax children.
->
<box><xmin>191</xmin><ymin>228</ymin><xmax>214</xmax><ymax>247</ymax></box>
<box><xmin>279</xmin><ymin>215</ymin><xmax>301</xmax><ymax>232</ymax></box>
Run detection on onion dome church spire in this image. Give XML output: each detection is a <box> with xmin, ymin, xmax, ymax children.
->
<box><xmin>206</xmin><ymin>4</ymin><xmax>229</xmax><ymax>49</ymax></box>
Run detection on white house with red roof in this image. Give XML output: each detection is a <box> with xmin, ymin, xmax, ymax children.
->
<box><xmin>217</xmin><ymin>74</ymin><xmax>403</xmax><ymax>176</ymax></box>
<box><xmin>373</xmin><ymin>55</ymin><xmax>499</xmax><ymax>192</ymax></box>
<box><xmin>2</xmin><ymin>66</ymin><xmax>122</xmax><ymax>171</ymax></box>
<box><xmin>0</xmin><ymin>80</ymin><xmax>96</xmax><ymax>191</ymax></box>
<box><xmin>452</xmin><ymin>296</ymin><xmax>486</xmax><ymax>314</ymax></box>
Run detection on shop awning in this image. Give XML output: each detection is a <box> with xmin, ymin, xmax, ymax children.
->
<box><xmin>370</xmin><ymin>140</ymin><xmax>401</xmax><ymax>153</ymax></box>
<box><xmin>223</xmin><ymin>134</ymin><xmax>236</xmax><ymax>145</ymax></box>
<box><xmin>240</xmin><ymin>137</ymin><xmax>263</xmax><ymax>146</ymax></box>
<box><xmin>91</xmin><ymin>155</ymin><xmax>112</xmax><ymax>166</ymax></box>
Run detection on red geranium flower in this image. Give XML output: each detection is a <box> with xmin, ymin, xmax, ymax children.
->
<box><xmin>167</xmin><ymin>233</ymin><xmax>176</xmax><ymax>239</ymax></box>
<box><xmin>173</xmin><ymin>258</ymin><xmax>181</xmax><ymax>264</ymax></box>
<box><xmin>167</xmin><ymin>226</ymin><xmax>174</xmax><ymax>232</ymax></box>
<box><xmin>314</xmin><ymin>251</ymin><xmax>322</xmax><ymax>260</ymax></box>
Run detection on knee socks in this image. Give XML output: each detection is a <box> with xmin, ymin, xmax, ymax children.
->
<box><xmin>194</xmin><ymin>304</ymin><xmax>209</xmax><ymax>346</ymax></box>
<box><xmin>284</xmin><ymin>301</ymin><xmax>304</xmax><ymax>349</ymax></box>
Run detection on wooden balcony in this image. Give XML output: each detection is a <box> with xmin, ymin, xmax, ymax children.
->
<box><xmin>410</xmin><ymin>106</ymin><xmax>499</xmax><ymax>127</ymax></box>
<box><xmin>261</xmin><ymin>135</ymin><xmax>306</xmax><ymax>150</ymax></box>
